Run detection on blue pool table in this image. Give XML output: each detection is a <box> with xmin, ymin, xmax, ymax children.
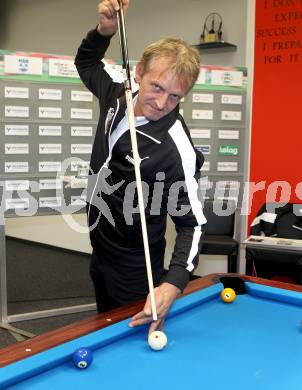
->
<box><xmin>1</xmin><ymin>274</ymin><xmax>302</xmax><ymax>390</ymax></box>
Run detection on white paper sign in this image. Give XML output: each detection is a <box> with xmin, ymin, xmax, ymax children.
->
<box><xmin>211</xmin><ymin>70</ymin><xmax>243</xmax><ymax>87</ymax></box>
<box><xmin>5</xmin><ymin>106</ymin><xmax>29</xmax><ymax>117</ymax></box>
<box><xmin>39</xmin><ymin>89</ymin><xmax>62</xmax><ymax>100</ymax></box>
<box><xmin>221</xmin><ymin>95</ymin><xmax>242</xmax><ymax>105</ymax></box>
<box><xmin>5</xmin><ymin>125</ymin><xmax>29</xmax><ymax>136</ymax></box>
<box><xmin>195</xmin><ymin>145</ymin><xmax>211</xmax><ymax>155</ymax></box>
<box><xmin>199</xmin><ymin>178</ymin><xmax>213</xmax><ymax>191</ymax></box>
<box><xmin>217</xmin><ymin>162</ymin><xmax>238</xmax><ymax>172</ymax></box>
<box><xmin>71</xmin><ymin>90</ymin><xmax>93</xmax><ymax>102</ymax></box>
<box><xmin>218</xmin><ymin>130</ymin><xmax>239</xmax><ymax>139</ymax></box>
<box><xmin>39</xmin><ymin>107</ymin><xmax>62</xmax><ymax>119</ymax></box>
<box><xmin>6</xmin><ymin>198</ymin><xmax>30</xmax><ymax>210</ymax></box>
<box><xmin>190</xmin><ymin>129</ymin><xmax>211</xmax><ymax>139</ymax></box>
<box><xmin>200</xmin><ymin>161</ymin><xmax>210</xmax><ymax>171</ymax></box>
<box><xmin>70</xmin><ymin>178</ymin><xmax>88</xmax><ymax>189</ymax></box>
<box><xmin>5</xmin><ymin>162</ymin><xmax>29</xmax><ymax>173</ymax></box>
<box><xmin>39</xmin><ymin>197</ymin><xmax>62</xmax><ymax>208</ymax></box>
<box><xmin>39</xmin><ymin>161</ymin><xmax>62</xmax><ymax>172</ymax></box>
<box><xmin>70</xmin><ymin>160</ymin><xmax>89</xmax><ymax>172</ymax></box>
<box><xmin>192</xmin><ymin>93</ymin><xmax>214</xmax><ymax>104</ymax></box>
<box><xmin>39</xmin><ymin>126</ymin><xmax>62</xmax><ymax>136</ymax></box>
<box><xmin>39</xmin><ymin>144</ymin><xmax>62</xmax><ymax>154</ymax></box>
<box><xmin>192</xmin><ymin>110</ymin><xmax>213</xmax><ymax>120</ymax></box>
<box><xmin>221</xmin><ymin>111</ymin><xmax>242</xmax><ymax>121</ymax></box>
<box><xmin>5</xmin><ymin>86</ymin><xmax>29</xmax><ymax>99</ymax></box>
<box><xmin>39</xmin><ymin>179</ymin><xmax>62</xmax><ymax>190</ymax></box>
<box><xmin>4</xmin><ymin>55</ymin><xmax>42</xmax><ymax>75</ymax></box>
<box><xmin>48</xmin><ymin>58</ymin><xmax>79</xmax><ymax>78</ymax></box>
<box><xmin>5</xmin><ymin>180</ymin><xmax>30</xmax><ymax>191</ymax></box>
<box><xmin>5</xmin><ymin>144</ymin><xmax>29</xmax><ymax>154</ymax></box>
<box><xmin>70</xmin><ymin>108</ymin><xmax>93</xmax><ymax>120</ymax></box>
<box><xmin>71</xmin><ymin>126</ymin><xmax>93</xmax><ymax>137</ymax></box>
<box><xmin>217</xmin><ymin>196</ymin><xmax>238</xmax><ymax>202</ymax></box>
<box><xmin>216</xmin><ymin>180</ymin><xmax>240</xmax><ymax>190</ymax></box>
<box><xmin>71</xmin><ymin>144</ymin><xmax>92</xmax><ymax>154</ymax></box>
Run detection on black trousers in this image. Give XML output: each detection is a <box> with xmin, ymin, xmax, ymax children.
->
<box><xmin>90</xmin><ymin>248</ymin><xmax>165</xmax><ymax>313</ymax></box>
<box><xmin>90</xmin><ymin>266</ymin><xmax>124</xmax><ymax>313</ymax></box>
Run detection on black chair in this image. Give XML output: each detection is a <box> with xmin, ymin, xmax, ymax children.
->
<box><xmin>246</xmin><ymin>203</ymin><xmax>302</xmax><ymax>284</ymax></box>
<box><xmin>200</xmin><ymin>199</ymin><xmax>239</xmax><ymax>273</ymax></box>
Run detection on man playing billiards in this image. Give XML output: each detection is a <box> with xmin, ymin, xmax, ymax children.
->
<box><xmin>75</xmin><ymin>0</ymin><xmax>206</xmax><ymax>334</ymax></box>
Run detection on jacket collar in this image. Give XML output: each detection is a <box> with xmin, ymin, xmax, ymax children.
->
<box><xmin>111</xmin><ymin>90</ymin><xmax>180</xmax><ymax>143</ymax></box>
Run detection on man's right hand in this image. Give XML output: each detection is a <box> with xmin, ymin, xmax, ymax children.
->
<box><xmin>97</xmin><ymin>0</ymin><xmax>129</xmax><ymax>37</ymax></box>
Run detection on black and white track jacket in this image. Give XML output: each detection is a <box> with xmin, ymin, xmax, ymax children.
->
<box><xmin>75</xmin><ymin>28</ymin><xmax>206</xmax><ymax>291</ymax></box>
<box><xmin>251</xmin><ymin>203</ymin><xmax>302</xmax><ymax>236</ymax></box>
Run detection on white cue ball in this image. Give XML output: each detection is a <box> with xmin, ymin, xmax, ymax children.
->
<box><xmin>148</xmin><ymin>331</ymin><xmax>168</xmax><ymax>351</ymax></box>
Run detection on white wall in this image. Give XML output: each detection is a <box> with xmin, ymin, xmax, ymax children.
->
<box><xmin>5</xmin><ymin>214</ymin><xmax>92</xmax><ymax>254</ymax></box>
<box><xmin>1</xmin><ymin>0</ymin><xmax>247</xmax><ymax>66</ymax></box>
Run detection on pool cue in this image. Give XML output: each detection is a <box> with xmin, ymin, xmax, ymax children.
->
<box><xmin>116</xmin><ymin>2</ymin><xmax>158</xmax><ymax>322</ymax></box>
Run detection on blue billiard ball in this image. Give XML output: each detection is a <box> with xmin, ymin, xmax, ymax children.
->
<box><xmin>72</xmin><ymin>348</ymin><xmax>93</xmax><ymax>369</ymax></box>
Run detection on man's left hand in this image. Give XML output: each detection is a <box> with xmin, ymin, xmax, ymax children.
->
<box><xmin>129</xmin><ymin>282</ymin><xmax>180</xmax><ymax>334</ymax></box>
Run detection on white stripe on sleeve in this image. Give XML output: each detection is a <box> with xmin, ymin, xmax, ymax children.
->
<box><xmin>168</xmin><ymin>120</ymin><xmax>207</xmax><ymax>226</ymax></box>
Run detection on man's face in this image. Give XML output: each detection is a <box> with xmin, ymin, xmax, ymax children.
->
<box><xmin>134</xmin><ymin>57</ymin><xmax>188</xmax><ymax>121</ymax></box>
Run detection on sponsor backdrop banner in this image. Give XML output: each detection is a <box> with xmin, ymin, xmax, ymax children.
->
<box><xmin>1</xmin><ymin>49</ymin><xmax>248</xmax><ymax>216</ymax></box>
<box><xmin>0</xmin><ymin>50</ymin><xmax>81</xmax><ymax>84</ymax></box>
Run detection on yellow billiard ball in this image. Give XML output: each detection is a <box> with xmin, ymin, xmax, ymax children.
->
<box><xmin>221</xmin><ymin>288</ymin><xmax>236</xmax><ymax>303</ymax></box>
